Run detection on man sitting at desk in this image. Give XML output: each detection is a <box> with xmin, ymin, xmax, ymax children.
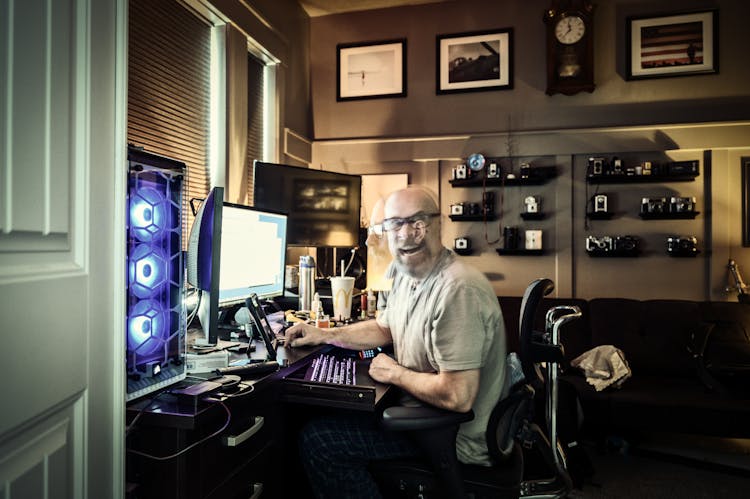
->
<box><xmin>285</xmin><ymin>186</ymin><xmax>507</xmax><ymax>498</ymax></box>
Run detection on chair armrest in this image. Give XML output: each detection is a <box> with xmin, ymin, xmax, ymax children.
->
<box><xmin>381</xmin><ymin>406</ymin><xmax>474</xmax><ymax>432</ymax></box>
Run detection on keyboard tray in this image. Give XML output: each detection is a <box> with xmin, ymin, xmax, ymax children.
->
<box><xmin>281</xmin><ymin>350</ymin><xmax>390</xmax><ymax>412</ymax></box>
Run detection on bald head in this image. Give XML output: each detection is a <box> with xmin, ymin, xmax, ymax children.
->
<box><xmin>384</xmin><ymin>186</ymin><xmax>439</xmax><ymax>219</ymax></box>
<box><xmin>383</xmin><ymin>186</ymin><xmax>443</xmax><ymax>279</ymax></box>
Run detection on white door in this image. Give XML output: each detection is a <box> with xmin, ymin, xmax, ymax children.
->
<box><xmin>0</xmin><ymin>0</ymin><xmax>125</xmax><ymax>498</ymax></box>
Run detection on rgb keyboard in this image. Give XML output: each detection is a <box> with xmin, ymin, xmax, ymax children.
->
<box><xmin>307</xmin><ymin>354</ymin><xmax>357</xmax><ymax>385</ymax></box>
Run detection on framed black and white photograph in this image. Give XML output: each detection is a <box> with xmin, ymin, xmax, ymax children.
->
<box><xmin>436</xmin><ymin>28</ymin><xmax>513</xmax><ymax>94</ymax></box>
<box><xmin>337</xmin><ymin>39</ymin><xmax>406</xmax><ymax>101</ymax></box>
<box><xmin>627</xmin><ymin>10</ymin><xmax>718</xmax><ymax>80</ymax></box>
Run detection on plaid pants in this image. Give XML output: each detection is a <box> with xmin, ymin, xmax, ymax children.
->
<box><xmin>299</xmin><ymin>413</ymin><xmax>420</xmax><ymax>498</ymax></box>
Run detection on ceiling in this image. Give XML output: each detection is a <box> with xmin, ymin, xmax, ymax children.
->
<box><xmin>299</xmin><ymin>0</ymin><xmax>452</xmax><ymax>17</ymax></box>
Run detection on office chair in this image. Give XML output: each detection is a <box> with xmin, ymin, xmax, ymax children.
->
<box><xmin>370</xmin><ymin>278</ymin><xmax>582</xmax><ymax>499</ymax></box>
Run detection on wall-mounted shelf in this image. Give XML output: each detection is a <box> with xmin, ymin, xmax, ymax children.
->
<box><xmin>449</xmin><ymin>214</ymin><xmax>497</xmax><ymax>222</ymax></box>
<box><xmin>667</xmin><ymin>249</ymin><xmax>701</xmax><ymax>257</ymax></box>
<box><xmin>450</xmin><ymin>170</ymin><xmax>555</xmax><ymax>188</ymax></box>
<box><xmin>586</xmin><ymin>211</ymin><xmax>615</xmax><ymax>220</ymax></box>
<box><xmin>520</xmin><ymin>212</ymin><xmax>546</xmax><ymax>220</ymax></box>
<box><xmin>639</xmin><ymin>211</ymin><xmax>700</xmax><ymax>220</ymax></box>
<box><xmin>586</xmin><ymin>173</ymin><xmax>697</xmax><ymax>184</ymax></box>
<box><xmin>496</xmin><ymin>248</ymin><xmax>545</xmax><ymax>256</ymax></box>
<box><xmin>454</xmin><ymin>248</ymin><xmax>474</xmax><ymax>256</ymax></box>
<box><xmin>586</xmin><ymin>249</ymin><xmax>639</xmax><ymax>257</ymax></box>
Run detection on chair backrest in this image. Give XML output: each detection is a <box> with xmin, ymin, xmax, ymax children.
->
<box><xmin>486</xmin><ymin>371</ymin><xmax>535</xmax><ymax>462</ymax></box>
<box><xmin>519</xmin><ymin>278</ymin><xmax>555</xmax><ymax>384</ymax></box>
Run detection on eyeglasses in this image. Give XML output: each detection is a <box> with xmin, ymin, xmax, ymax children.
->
<box><xmin>382</xmin><ymin>212</ymin><xmax>440</xmax><ymax>232</ymax></box>
<box><xmin>367</xmin><ymin>224</ymin><xmax>384</xmax><ymax>237</ymax></box>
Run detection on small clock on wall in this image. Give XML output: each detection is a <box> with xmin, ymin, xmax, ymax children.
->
<box><xmin>544</xmin><ymin>0</ymin><xmax>596</xmax><ymax>96</ymax></box>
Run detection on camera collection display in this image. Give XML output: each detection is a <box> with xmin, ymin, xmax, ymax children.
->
<box><xmin>585</xmin><ymin>234</ymin><xmax>700</xmax><ymax>257</ymax></box>
<box><xmin>585</xmin><ymin>235</ymin><xmax>640</xmax><ymax>256</ymax></box>
<box><xmin>449</xmin><ymin>153</ymin><xmax>550</xmax><ymax>256</ymax></box>
<box><xmin>586</xmin><ymin>156</ymin><xmax>699</xmax><ymax>180</ymax></box>
<box><xmin>450</xmin><ymin>152</ymin><xmax>702</xmax><ymax>258</ymax></box>
<box><xmin>582</xmin><ymin>153</ymin><xmax>702</xmax><ymax>256</ymax></box>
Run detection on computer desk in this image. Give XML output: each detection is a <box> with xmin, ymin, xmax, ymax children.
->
<box><xmin>126</xmin><ymin>336</ymin><xmax>394</xmax><ymax>499</ymax></box>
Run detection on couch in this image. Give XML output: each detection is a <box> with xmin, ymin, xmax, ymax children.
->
<box><xmin>497</xmin><ymin>296</ymin><xmax>750</xmax><ymax>439</ymax></box>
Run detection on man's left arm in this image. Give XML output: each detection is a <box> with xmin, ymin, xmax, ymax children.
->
<box><xmin>368</xmin><ymin>354</ymin><xmax>479</xmax><ymax>413</ymax></box>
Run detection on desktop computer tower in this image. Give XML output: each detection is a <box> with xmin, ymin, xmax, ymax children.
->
<box><xmin>126</xmin><ymin>146</ymin><xmax>187</xmax><ymax>401</ymax></box>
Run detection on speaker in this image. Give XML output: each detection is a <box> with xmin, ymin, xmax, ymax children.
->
<box><xmin>126</xmin><ymin>146</ymin><xmax>187</xmax><ymax>401</ymax></box>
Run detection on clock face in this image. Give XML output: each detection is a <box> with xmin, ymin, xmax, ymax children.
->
<box><xmin>555</xmin><ymin>15</ymin><xmax>585</xmax><ymax>45</ymax></box>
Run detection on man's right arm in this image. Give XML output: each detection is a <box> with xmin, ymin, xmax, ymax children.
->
<box><xmin>285</xmin><ymin>319</ymin><xmax>392</xmax><ymax>351</ymax></box>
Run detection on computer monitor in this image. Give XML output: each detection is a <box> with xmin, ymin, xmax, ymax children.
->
<box><xmin>186</xmin><ymin>186</ymin><xmax>223</xmax><ymax>346</ymax></box>
<box><xmin>186</xmin><ymin>189</ymin><xmax>288</xmax><ymax>346</ymax></box>
<box><xmin>219</xmin><ymin>202</ymin><xmax>288</xmax><ymax>304</ymax></box>
<box><xmin>253</xmin><ymin>161</ymin><xmax>362</xmax><ymax>248</ymax></box>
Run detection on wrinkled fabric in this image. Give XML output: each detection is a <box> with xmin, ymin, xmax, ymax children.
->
<box><xmin>571</xmin><ymin>345</ymin><xmax>631</xmax><ymax>391</ymax></box>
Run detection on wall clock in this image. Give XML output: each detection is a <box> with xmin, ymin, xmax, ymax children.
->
<box><xmin>544</xmin><ymin>0</ymin><xmax>596</xmax><ymax>95</ymax></box>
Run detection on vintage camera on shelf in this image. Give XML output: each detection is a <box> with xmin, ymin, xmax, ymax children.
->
<box><xmin>483</xmin><ymin>191</ymin><xmax>495</xmax><ymax>215</ymax></box>
<box><xmin>452</xmin><ymin>163</ymin><xmax>469</xmax><ymax>180</ymax></box>
<box><xmin>669</xmin><ymin>196</ymin><xmax>696</xmax><ymax>213</ymax></box>
<box><xmin>525</xmin><ymin>230</ymin><xmax>543</xmax><ymax>250</ymax></box>
<box><xmin>588</xmin><ymin>157</ymin><xmax>608</xmax><ymax>176</ymax></box>
<box><xmin>467</xmin><ymin>202</ymin><xmax>482</xmax><ymax>216</ymax></box>
<box><xmin>503</xmin><ymin>226</ymin><xmax>520</xmax><ymax>250</ymax></box>
<box><xmin>668</xmin><ymin>160</ymin><xmax>699</xmax><ymax>176</ymax></box>
<box><xmin>487</xmin><ymin>161</ymin><xmax>501</xmax><ymax>179</ymax></box>
<box><xmin>586</xmin><ymin>235</ymin><xmax>614</xmax><ymax>252</ymax></box>
<box><xmin>593</xmin><ymin>194</ymin><xmax>608</xmax><ymax>212</ymax></box>
<box><xmin>454</xmin><ymin>237</ymin><xmax>471</xmax><ymax>251</ymax></box>
<box><xmin>641</xmin><ymin>197</ymin><xmax>668</xmax><ymax>214</ymax></box>
<box><xmin>524</xmin><ymin>195</ymin><xmax>540</xmax><ymax>213</ymax></box>
<box><xmin>667</xmin><ymin>235</ymin><xmax>698</xmax><ymax>254</ymax></box>
<box><xmin>611</xmin><ymin>157</ymin><xmax>623</xmax><ymax>175</ymax></box>
<box><xmin>613</xmin><ymin>235</ymin><xmax>639</xmax><ymax>252</ymax></box>
<box><xmin>519</xmin><ymin>163</ymin><xmax>531</xmax><ymax>179</ymax></box>
<box><xmin>450</xmin><ymin>202</ymin><xmax>465</xmax><ymax>216</ymax></box>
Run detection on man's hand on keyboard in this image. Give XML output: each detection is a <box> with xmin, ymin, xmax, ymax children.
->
<box><xmin>285</xmin><ymin>322</ymin><xmax>326</xmax><ymax>348</ymax></box>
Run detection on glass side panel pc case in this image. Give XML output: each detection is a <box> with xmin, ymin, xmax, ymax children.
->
<box><xmin>253</xmin><ymin>161</ymin><xmax>362</xmax><ymax>248</ymax></box>
<box><xmin>126</xmin><ymin>147</ymin><xmax>187</xmax><ymax>402</ymax></box>
<box><xmin>186</xmin><ymin>185</ymin><xmax>288</xmax><ymax>347</ymax></box>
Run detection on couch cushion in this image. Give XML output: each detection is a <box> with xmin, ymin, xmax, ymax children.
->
<box><xmin>607</xmin><ymin>375</ymin><xmax>750</xmax><ymax>438</ymax></box>
<box><xmin>587</xmin><ymin>299</ymin><xmax>701</xmax><ymax>377</ymax></box>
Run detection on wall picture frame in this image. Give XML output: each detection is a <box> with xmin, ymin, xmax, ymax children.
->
<box><xmin>436</xmin><ymin>28</ymin><xmax>513</xmax><ymax>94</ymax></box>
<box><xmin>742</xmin><ymin>157</ymin><xmax>750</xmax><ymax>247</ymax></box>
<box><xmin>337</xmin><ymin>39</ymin><xmax>407</xmax><ymax>101</ymax></box>
<box><xmin>627</xmin><ymin>9</ymin><xmax>718</xmax><ymax>80</ymax></box>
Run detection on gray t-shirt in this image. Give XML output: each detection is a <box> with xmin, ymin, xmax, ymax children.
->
<box><xmin>377</xmin><ymin>248</ymin><xmax>506</xmax><ymax>466</ymax></box>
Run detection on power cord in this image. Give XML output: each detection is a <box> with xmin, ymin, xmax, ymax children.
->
<box><xmin>126</xmin><ymin>397</ymin><xmax>231</xmax><ymax>461</ymax></box>
<box><xmin>125</xmin><ymin>391</ymin><xmax>165</xmax><ymax>436</ymax></box>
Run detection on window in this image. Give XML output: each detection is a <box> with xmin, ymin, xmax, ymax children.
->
<box><xmin>128</xmin><ymin>0</ymin><xmax>212</xmax><ymax>247</ymax></box>
<box><xmin>246</xmin><ymin>53</ymin><xmax>265</xmax><ymax>205</ymax></box>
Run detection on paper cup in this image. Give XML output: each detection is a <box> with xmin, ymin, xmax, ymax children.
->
<box><xmin>330</xmin><ymin>276</ymin><xmax>355</xmax><ymax>321</ymax></box>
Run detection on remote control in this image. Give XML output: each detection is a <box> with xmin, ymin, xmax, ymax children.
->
<box><xmin>215</xmin><ymin>360</ymin><xmax>279</xmax><ymax>377</ymax></box>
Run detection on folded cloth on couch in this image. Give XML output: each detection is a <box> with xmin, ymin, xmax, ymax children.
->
<box><xmin>571</xmin><ymin>345</ymin><xmax>632</xmax><ymax>392</ymax></box>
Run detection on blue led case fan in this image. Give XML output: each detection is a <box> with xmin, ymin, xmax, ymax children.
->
<box><xmin>126</xmin><ymin>147</ymin><xmax>187</xmax><ymax>401</ymax></box>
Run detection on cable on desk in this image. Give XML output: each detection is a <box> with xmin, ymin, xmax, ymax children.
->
<box><xmin>125</xmin><ymin>391</ymin><xmax>166</xmax><ymax>436</ymax></box>
<box><xmin>126</xmin><ymin>399</ymin><xmax>232</xmax><ymax>461</ymax></box>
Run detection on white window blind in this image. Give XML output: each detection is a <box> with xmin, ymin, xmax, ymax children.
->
<box><xmin>128</xmin><ymin>0</ymin><xmax>211</xmax><ymax>247</ymax></box>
